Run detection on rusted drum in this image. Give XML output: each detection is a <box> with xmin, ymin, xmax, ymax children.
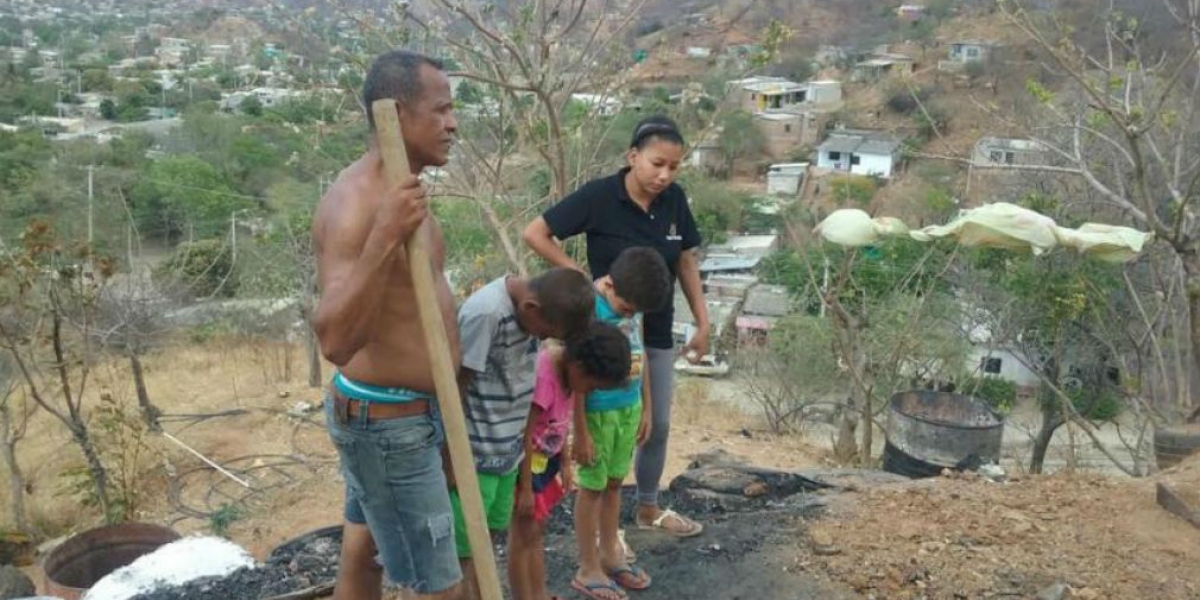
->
<box><xmin>883</xmin><ymin>390</ymin><xmax>1005</xmax><ymax>478</ymax></box>
<box><xmin>43</xmin><ymin>522</ymin><xmax>180</xmax><ymax>600</ymax></box>
<box><xmin>1154</xmin><ymin>423</ymin><xmax>1200</xmax><ymax>470</ymax></box>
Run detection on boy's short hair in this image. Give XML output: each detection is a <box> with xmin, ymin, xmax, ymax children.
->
<box><xmin>609</xmin><ymin>247</ymin><xmax>671</xmax><ymax>313</ymax></box>
<box><xmin>528</xmin><ymin>267</ymin><xmax>594</xmax><ymax>339</ymax></box>
<box><xmin>564</xmin><ymin>321</ymin><xmax>632</xmax><ymax>387</ymax></box>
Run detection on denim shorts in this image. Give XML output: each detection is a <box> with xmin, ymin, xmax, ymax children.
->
<box><xmin>325</xmin><ymin>396</ymin><xmax>462</xmax><ymax>594</ymax></box>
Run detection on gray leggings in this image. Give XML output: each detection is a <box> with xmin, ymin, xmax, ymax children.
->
<box><xmin>635</xmin><ymin>346</ymin><xmax>675</xmax><ymax>507</ymax></box>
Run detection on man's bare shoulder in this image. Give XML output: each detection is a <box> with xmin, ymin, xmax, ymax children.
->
<box><xmin>313</xmin><ymin>157</ymin><xmax>377</xmax><ymax>249</ymax></box>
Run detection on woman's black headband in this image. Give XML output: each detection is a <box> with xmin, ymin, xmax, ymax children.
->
<box><xmin>630</xmin><ymin>123</ymin><xmax>681</xmax><ymax>148</ymax></box>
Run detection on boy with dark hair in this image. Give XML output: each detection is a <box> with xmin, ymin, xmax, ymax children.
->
<box><xmin>571</xmin><ymin>247</ymin><xmax>671</xmax><ymax>600</ymax></box>
<box><xmin>452</xmin><ymin>266</ymin><xmax>594</xmax><ymax>599</ymax></box>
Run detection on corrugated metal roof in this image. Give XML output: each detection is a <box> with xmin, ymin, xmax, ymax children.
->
<box><xmin>819</xmin><ymin>131</ymin><xmax>901</xmax><ymax>155</ymax></box>
<box><xmin>743</xmin><ymin>284</ymin><xmax>791</xmax><ymax>317</ymax></box>
<box><xmin>699</xmin><ymin>255</ymin><xmax>762</xmax><ymax>272</ymax></box>
<box><xmin>818</xmin><ymin>135</ymin><xmax>864</xmax><ymax>153</ymax></box>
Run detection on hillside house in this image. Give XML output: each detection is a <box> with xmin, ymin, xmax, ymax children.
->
<box><xmin>816</xmin><ymin>129</ymin><xmax>903</xmax><ymax>178</ymax></box>
<box><xmin>689</xmin><ymin>130</ymin><xmax>724</xmax><ymax>174</ymax></box>
<box><xmin>939</xmin><ymin>40</ymin><xmax>996</xmax><ymax>72</ymax></box>
<box><xmin>766</xmin><ymin>163</ymin><xmax>808</xmax><ymax>196</ymax></box>
<box><xmin>973</xmin><ymin>137</ymin><xmax>1048</xmax><ymax>167</ymax></box>
<box><xmin>699</xmin><ymin>255</ymin><xmax>762</xmax><ymax>277</ymax></box>
<box><xmin>852</xmin><ymin>54</ymin><xmax>915</xmax><ymax>83</ymax></box>
<box><xmin>737</xmin><ymin>284</ymin><xmax>791</xmax><ymax>345</ymax></box>
<box><xmin>727</xmin><ymin>77</ymin><xmax>842</xmax><ymax>158</ymax></box>
<box><xmin>948</xmin><ymin>40</ymin><xmax>993</xmax><ymax>63</ymax></box>
<box><xmin>754</xmin><ymin>111</ymin><xmax>826</xmax><ymax>156</ymax></box>
<box><xmin>220</xmin><ymin>87</ymin><xmax>300</xmax><ymax>112</ymax></box>
<box><xmin>969</xmin><ymin>348</ymin><xmax>1039</xmax><ymax>387</ymax></box>
<box><xmin>729</xmin><ymin>76</ymin><xmax>842</xmax><ymax>113</ymax></box>
<box><xmin>709</xmin><ymin>235</ymin><xmax>781</xmax><ymax>258</ymax></box>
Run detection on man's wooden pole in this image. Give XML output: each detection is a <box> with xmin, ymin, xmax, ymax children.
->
<box><xmin>371</xmin><ymin>99</ymin><xmax>503</xmax><ymax>600</ymax></box>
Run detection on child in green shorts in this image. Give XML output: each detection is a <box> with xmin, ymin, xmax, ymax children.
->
<box><xmin>571</xmin><ymin>247</ymin><xmax>672</xmax><ymax>600</ymax></box>
<box><xmin>453</xmin><ymin>266</ymin><xmax>594</xmax><ymax>600</ymax></box>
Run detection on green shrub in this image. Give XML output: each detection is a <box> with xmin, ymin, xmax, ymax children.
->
<box><xmin>964</xmin><ymin>376</ymin><xmax>1017</xmax><ymax>414</ymax></box>
<box><xmin>156</xmin><ymin>239</ymin><xmax>238</xmax><ymax>299</ymax></box>
<box><xmin>1071</xmin><ymin>388</ymin><xmax>1123</xmax><ymax>422</ymax></box>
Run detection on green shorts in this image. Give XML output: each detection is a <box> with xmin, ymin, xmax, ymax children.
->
<box><xmin>576</xmin><ymin>401</ymin><xmax>642</xmax><ymax>492</ymax></box>
<box><xmin>449</xmin><ymin>468</ymin><xmax>518</xmax><ymax>558</ymax></box>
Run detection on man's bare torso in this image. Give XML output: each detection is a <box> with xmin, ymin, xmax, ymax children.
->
<box><xmin>314</xmin><ymin>154</ymin><xmax>460</xmax><ymax>393</ymax></box>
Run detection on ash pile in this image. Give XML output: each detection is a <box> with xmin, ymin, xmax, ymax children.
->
<box><xmin>131</xmin><ymin>530</ymin><xmax>340</xmax><ymax>600</ymax></box>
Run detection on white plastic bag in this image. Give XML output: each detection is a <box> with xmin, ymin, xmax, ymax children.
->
<box><xmin>815</xmin><ymin>209</ymin><xmax>909</xmax><ymax>247</ymax></box>
<box><xmin>910</xmin><ymin>202</ymin><xmax>1060</xmax><ymax>254</ymax></box>
<box><xmin>1054</xmin><ymin>223</ymin><xmax>1152</xmax><ymax>263</ymax></box>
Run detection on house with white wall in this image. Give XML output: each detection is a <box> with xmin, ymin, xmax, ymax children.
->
<box><xmin>816</xmin><ymin>129</ymin><xmax>903</xmax><ymax>178</ymax></box>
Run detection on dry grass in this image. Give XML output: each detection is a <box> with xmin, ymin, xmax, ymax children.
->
<box><xmin>3</xmin><ymin>339</ymin><xmax>827</xmax><ymax>562</ymax></box>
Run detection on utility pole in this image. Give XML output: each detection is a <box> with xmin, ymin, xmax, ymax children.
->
<box><xmin>86</xmin><ymin>164</ymin><xmax>95</xmax><ymax>246</ymax></box>
<box><xmin>230</xmin><ymin>211</ymin><xmax>238</xmax><ymax>264</ymax></box>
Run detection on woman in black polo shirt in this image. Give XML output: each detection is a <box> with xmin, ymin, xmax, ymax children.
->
<box><xmin>523</xmin><ymin>115</ymin><xmax>708</xmax><ymax>538</ymax></box>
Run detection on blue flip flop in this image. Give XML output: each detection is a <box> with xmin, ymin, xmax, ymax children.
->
<box><xmin>572</xmin><ymin>578</ymin><xmax>627</xmax><ymax>600</ymax></box>
<box><xmin>607</xmin><ymin>565</ymin><xmax>652</xmax><ymax>591</ymax></box>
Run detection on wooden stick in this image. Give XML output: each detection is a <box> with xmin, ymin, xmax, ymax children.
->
<box><xmin>371</xmin><ymin>99</ymin><xmax>503</xmax><ymax>600</ymax></box>
<box><xmin>161</xmin><ymin>431</ymin><xmax>252</xmax><ymax>489</ymax></box>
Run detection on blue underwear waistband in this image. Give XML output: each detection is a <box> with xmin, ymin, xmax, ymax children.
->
<box><xmin>332</xmin><ymin>372</ymin><xmax>429</xmax><ymax>403</ymax></box>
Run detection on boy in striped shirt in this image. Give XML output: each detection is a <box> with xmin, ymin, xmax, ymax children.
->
<box><xmin>451</xmin><ymin>266</ymin><xmax>594</xmax><ymax>599</ymax></box>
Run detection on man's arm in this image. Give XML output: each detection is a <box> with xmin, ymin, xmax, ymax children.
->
<box><xmin>312</xmin><ymin>176</ymin><xmax>427</xmax><ymax>365</ymax></box>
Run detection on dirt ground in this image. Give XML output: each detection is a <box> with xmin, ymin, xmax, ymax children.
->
<box><xmin>8</xmin><ymin>341</ymin><xmax>1200</xmax><ymax>599</ymax></box>
<box><xmin>804</xmin><ymin>459</ymin><xmax>1200</xmax><ymax>600</ymax></box>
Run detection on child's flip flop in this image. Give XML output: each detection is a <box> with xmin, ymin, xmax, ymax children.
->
<box><xmin>571</xmin><ymin>578</ymin><xmax>627</xmax><ymax>600</ymax></box>
<box><xmin>606</xmin><ymin>565</ymin><xmax>652</xmax><ymax>591</ymax></box>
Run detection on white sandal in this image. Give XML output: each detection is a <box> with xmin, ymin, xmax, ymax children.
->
<box><xmin>636</xmin><ymin>509</ymin><xmax>704</xmax><ymax>537</ymax></box>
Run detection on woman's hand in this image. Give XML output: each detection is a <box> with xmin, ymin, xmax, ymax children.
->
<box><xmin>682</xmin><ymin>328</ymin><xmax>710</xmax><ymax>364</ymax></box>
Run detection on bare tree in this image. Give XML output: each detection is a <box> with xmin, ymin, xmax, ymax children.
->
<box><xmin>0</xmin><ymin>357</ymin><xmax>35</xmax><ymax>533</ymax></box>
<box><xmin>0</xmin><ymin>222</ymin><xmax>114</xmax><ymax>518</ymax></box>
<box><xmin>95</xmin><ymin>268</ymin><xmax>168</xmax><ymax>430</ymax></box>
<box><xmin>989</xmin><ymin>0</ymin><xmax>1200</xmax><ymax>421</ymax></box>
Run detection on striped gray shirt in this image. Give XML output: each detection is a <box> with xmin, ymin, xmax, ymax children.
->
<box><xmin>458</xmin><ymin>276</ymin><xmax>538</xmax><ymax>474</ymax></box>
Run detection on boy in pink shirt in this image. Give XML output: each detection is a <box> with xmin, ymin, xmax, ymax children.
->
<box><xmin>508</xmin><ymin>322</ymin><xmax>632</xmax><ymax>600</ymax></box>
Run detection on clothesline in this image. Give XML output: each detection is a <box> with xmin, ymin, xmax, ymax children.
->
<box><xmin>813</xmin><ymin>202</ymin><xmax>1152</xmax><ymax>263</ymax></box>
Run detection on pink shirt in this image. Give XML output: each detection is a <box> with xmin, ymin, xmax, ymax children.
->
<box><xmin>530</xmin><ymin>349</ymin><xmax>573</xmax><ymax>457</ymax></box>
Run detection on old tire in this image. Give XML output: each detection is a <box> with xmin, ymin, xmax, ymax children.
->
<box><xmin>0</xmin><ymin>564</ymin><xmax>36</xmax><ymax>599</ymax></box>
<box><xmin>1154</xmin><ymin>424</ymin><xmax>1200</xmax><ymax>470</ymax></box>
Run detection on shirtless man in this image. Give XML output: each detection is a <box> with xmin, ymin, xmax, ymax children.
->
<box><xmin>312</xmin><ymin>50</ymin><xmax>462</xmax><ymax>600</ymax></box>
